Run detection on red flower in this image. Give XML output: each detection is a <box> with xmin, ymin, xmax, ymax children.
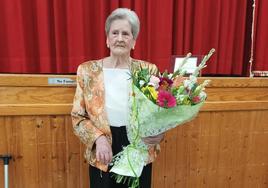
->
<box><xmin>157</xmin><ymin>90</ymin><xmax>177</xmax><ymax>108</ymax></box>
<box><xmin>158</xmin><ymin>77</ymin><xmax>173</xmax><ymax>91</ymax></box>
<box><xmin>192</xmin><ymin>96</ymin><xmax>201</xmax><ymax>104</ymax></box>
<box><xmin>159</xmin><ymin>77</ymin><xmax>173</xmax><ymax>86</ymax></box>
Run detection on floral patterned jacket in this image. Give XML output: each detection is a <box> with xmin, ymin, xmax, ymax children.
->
<box><xmin>71</xmin><ymin>59</ymin><xmax>160</xmax><ymax>172</ymax></box>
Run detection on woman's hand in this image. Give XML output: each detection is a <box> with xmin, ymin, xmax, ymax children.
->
<box><xmin>95</xmin><ymin>135</ymin><xmax>113</xmax><ymax>165</ymax></box>
<box><xmin>142</xmin><ymin>133</ymin><xmax>165</xmax><ymax>145</ymax></box>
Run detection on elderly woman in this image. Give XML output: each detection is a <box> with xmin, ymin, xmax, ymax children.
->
<box><xmin>71</xmin><ymin>8</ymin><xmax>164</xmax><ymax>188</ymax></box>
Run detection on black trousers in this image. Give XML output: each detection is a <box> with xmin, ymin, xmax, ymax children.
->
<box><xmin>89</xmin><ymin>126</ymin><xmax>152</xmax><ymax>188</ymax></box>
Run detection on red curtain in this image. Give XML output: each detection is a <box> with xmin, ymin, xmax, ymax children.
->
<box><xmin>0</xmin><ymin>0</ymin><xmax>266</xmax><ymax>75</ymax></box>
<box><xmin>172</xmin><ymin>0</ymin><xmax>249</xmax><ymax>75</ymax></box>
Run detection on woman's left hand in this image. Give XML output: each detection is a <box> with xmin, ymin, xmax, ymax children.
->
<box><xmin>142</xmin><ymin>133</ymin><xmax>165</xmax><ymax>145</ymax></box>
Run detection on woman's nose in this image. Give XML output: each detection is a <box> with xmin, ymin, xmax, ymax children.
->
<box><xmin>117</xmin><ymin>33</ymin><xmax>123</xmax><ymax>41</ymax></box>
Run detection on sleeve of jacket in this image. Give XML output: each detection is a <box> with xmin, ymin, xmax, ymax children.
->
<box><xmin>144</xmin><ymin>61</ymin><xmax>160</xmax><ymax>76</ymax></box>
<box><xmin>71</xmin><ymin>64</ymin><xmax>103</xmax><ymax>150</ymax></box>
<box><xmin>150</xmin><ymin>63</ymin><xmax>159</xmax><ymax>76</ymax></box>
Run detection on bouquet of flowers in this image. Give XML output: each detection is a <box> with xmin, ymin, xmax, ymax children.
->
<box><xmin>110</xmin><ymin>49</ymin><xmax>215</xmax><ymax>188</ymax></box>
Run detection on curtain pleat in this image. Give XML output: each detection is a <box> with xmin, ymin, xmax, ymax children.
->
<box><xmin>253</xmin><ymin>0</ymin><xmax>268</xmax><ymax>72</ymax></box>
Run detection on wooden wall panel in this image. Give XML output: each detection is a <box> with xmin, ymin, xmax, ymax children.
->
<box><xmin>0</xmin><ymin>115</ymin><xmax>89</xmax><ymax>188</ymax></box>
<box><xmin>0</xmin><ymin>74</ymin><xmax>268</xmax><ymax>188</ymax></box>
<box><xmin>152</xmin><ymin>110</ymin><xmax>268</xmax><ymax>188</ymax></box>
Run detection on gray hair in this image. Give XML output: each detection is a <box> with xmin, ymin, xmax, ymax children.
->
<box><xmin>105</xmin><ymin>8</ymin><xmax>140</xmax><ymax>40</ymax></box>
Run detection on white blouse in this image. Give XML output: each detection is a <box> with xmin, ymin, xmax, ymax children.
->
<box><xmin>103</xmin><ymin>68</ymin><xmax>131</xmax><ymax>127</ymax></box>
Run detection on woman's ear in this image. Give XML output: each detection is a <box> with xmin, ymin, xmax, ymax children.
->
<box><xmin>106</xmin><ymin>38</ymin><xmax>110</xmax><ymax>48</ymax></box>
<box><xmin>132</xmin><ymin>40</ymin><xmax>136</xmax><ymax>50</ymax></box>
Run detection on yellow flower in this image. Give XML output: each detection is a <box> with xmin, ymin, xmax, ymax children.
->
<box><xmin>141</xmin><ymin>86</ymin><xmax>158</xmax><ymax>101</ymax></box>
<box><xmin>148</xmin><ymin>86</ymin><xmax>158</xmax><ymax>100</ymax></box>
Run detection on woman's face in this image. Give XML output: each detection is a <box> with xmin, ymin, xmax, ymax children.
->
<box><xmin>106</xmin><ymin>19</ymin><xmax>136</xmax><ymax>56</ymax></box>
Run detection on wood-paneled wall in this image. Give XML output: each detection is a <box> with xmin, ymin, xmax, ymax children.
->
<box><xmin>0</xmin><ymin>74</ymin><xmax>267</xmax><ymax>188</ymax></box>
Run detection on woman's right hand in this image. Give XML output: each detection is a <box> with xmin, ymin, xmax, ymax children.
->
<box><xmin>95</xmin><ymin>135</ymin><xmax>113</xmax><ymax>165</ymax></box>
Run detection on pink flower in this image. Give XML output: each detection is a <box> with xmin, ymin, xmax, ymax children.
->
<box><xmin>172</xmin><ymin>76</ymin><xmax>186</xmax><ymax>87</ymax></box>
<box><xmin>157</xmin><ymin>90</ymin><xmax>177</xmax><ymax>108</ymax></box>
<box><xmin>192</xmin><ymin>96</ymin><xmax>201</xmax><ymax>104</ymax></box>
<box><xmin>149</xmin><ymin>75</ymin><xmax>160</xmax><ymax>89</ymax></box>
